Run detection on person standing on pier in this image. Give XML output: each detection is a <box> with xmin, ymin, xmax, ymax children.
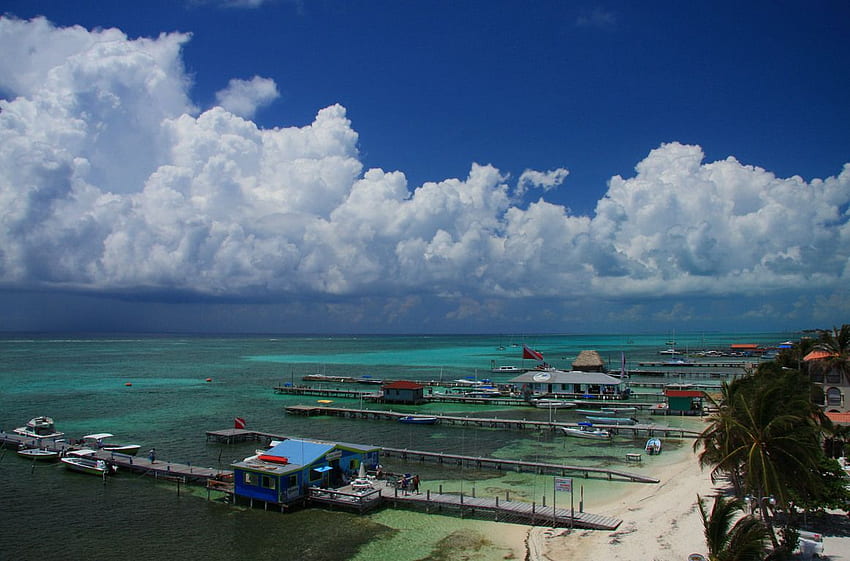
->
<box><xmin>412</xmin><ymin>474</ymin><xmax>420</xmax><ymax>494</ymax></box>
<box><xmin>148</xmin><ymin>448</ymin><xmax>156</xmax><ymax>463</ymax></box>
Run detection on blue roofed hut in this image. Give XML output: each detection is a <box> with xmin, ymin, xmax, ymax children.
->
<box><xmin>231</xmin><ymin>438</ymin><xmax>380</xmax><ymax>508</ymax></box>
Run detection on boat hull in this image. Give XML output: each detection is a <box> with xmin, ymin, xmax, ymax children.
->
<box><xmin>586</xmin><ymin>416</ymin><xmax>637</xmax><ymax>425</ymax></box>
<box><xmin>561</xmin><ymin>427</ymin><xmax>611</xmax><ymax>440</ymax></box>
<box><xmin>16</xmin><ymin>448</ymin><xmax>61</xmax><ymax>461</ymax></box>
<box><xmin>60</xmin><ymin>457</ymin><xmax>114</xmax><ymax>476</ymax></box>
<box><xmin>645</xmin><ymin>438</ymin><xmax>662</xmax><ymax>455</ymax></box>
<box><xmin>102</xmin><ymin>444</ymin><xmax>141</xmax><ymax>456</ymax></box>
<box><xmin>398</xmin><ymin>416</ymin><xmax>438</xmax><ymax>424</ymax></box>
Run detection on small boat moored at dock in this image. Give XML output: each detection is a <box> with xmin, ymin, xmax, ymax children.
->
<box><xmin>586</xmin><ymin>416</ymin><xmax>638</xmax><ymax>425</ymax></box>
<box><xmin>600</xmin><ymin>407</ymin><xmax>637</xmax><ymax>416</ymax></box>
<box><xmin>16</xmin><ymin>448</ymin><xmax>61</xmax><ymax>461</ymax></box>
<box><xmin>60</xmin><ymin>450</ymin><xmax>117</xmax><ymax>476</ymax></box>
<box><xmin>532</xmin><ymin>399</ymin><xmax>576</xmax><ymax>409</ymax></box>
<box><xmin>645</xmin><ymin>437</ymin><xmax>662</xmax><ymax>455</ymax></box>
<box><xmin>82</xmin><ymin>433</ymin><xmax>141</xmax><ymax>456</ymax></box>
<box><xmin>562</xmin><ymin>423</ymin><xmax>611</xmax><ymax>440</ymax></box>
<box><xmin>13</xmin><ymin>416</ymin><xmax>65</xmax><ymax>441</ymax></box>
<box><xmin>398</xmin><ymin>416</ymin><xmax>439</xmax><ymax>424</ymax></box>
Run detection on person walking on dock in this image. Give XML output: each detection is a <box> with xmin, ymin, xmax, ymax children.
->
<box><xmin>148</xmin><ymin>448</ymin><xmax>156</xmax><ymax>463</ymax></box>
<box><xmin>412</xmin><ymin>474</ymin><xmax>420</xmax><ymax>494</ymax></box>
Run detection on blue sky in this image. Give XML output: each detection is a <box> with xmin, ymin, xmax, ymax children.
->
<box><xmin>0</xmin><ymin>1</ymin><xmax>848</xmax><ymax>334</ymax></box>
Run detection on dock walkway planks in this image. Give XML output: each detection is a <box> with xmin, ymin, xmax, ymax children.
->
<box><xmin>283</xmin><ymin>405</ymin><xmax>702</xmax><ymax>438</ymax></box>
<box><xmin>380</xmin><ymin>447</ymin><xmax>659</xmax><ymax>483</ymax></box>
<box><xmin>367</xmin><ymin>480</ymin><xmax>621</xmax><ymax>530</ymax></box>
<box><xmin>203</xmin><ymin>429</ymin><xmax>659</xmax><ymax>483</ymax></box>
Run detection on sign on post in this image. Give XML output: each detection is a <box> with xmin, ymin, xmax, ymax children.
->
<box><xmin>554</xmin><ymin>477</ymin><xmax>573</xmax><ymax>492</ymax></box>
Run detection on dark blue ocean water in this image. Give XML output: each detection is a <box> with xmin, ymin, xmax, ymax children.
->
<box><xmin>0</xmin><ymin>332</ymin><xmax>795</xmax><ymax>560</ymax></box>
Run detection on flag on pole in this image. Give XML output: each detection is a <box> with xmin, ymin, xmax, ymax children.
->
<box><xmin>522</xmin><ymin>344</ymin><xmax>544</xmax><ymax>361</ymax></box>
<box><xmin>234</xmin><ymin>417</ymin><xmax>247</xmax><ymax>429</ymax></box>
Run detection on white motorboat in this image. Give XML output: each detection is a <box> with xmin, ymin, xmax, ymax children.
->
<box><xmin>645</xmin><ymin>437</ymin><xmax>662</xmax><ymax>455</ymax></box>
<box><xmin>533</xmin><ymin>399</ymin><xmax>576</xmax><ymax>409</ymax></box>
<box><xmin>562</xmin><ymin>423</ymin><xmax>611</xmax><ymax>440</ymax></box>
<box><xmin>60</xmin><ymin>455</ymin><xmax>115</xmax><ymax>476</ymax></box>
<box><xmin>60</xmin><ymin>449</ymin><xmax>116</xmax><ymax>476</ymax></box>
<box><xmin>82</xmin><ymin>433</ymin><xmax>141</xmax><ymax>456</ymax></box>
<box><xmin>600</xmin><ymin>406</ymin><xmax>637</xmax><ymax>416</ymax></box>
<box><xmin>16</xmin><ymin>448</ymin><xmax>61</xmax><ymax>461</ymax></box>
<box><xmin>13</xmin><ymin>416</ymin><xmax>64</xmax><ymax>441</ymax></box>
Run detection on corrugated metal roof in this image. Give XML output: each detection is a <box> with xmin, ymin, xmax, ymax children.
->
<box><xmin>265</xmin><ymin>439</ymin><xmax>334</xmax><ymax>466</ymax></box>
<box><xmin>509</xmin><ymin>370</ymin><xmax>623</xmax><ymax>385</ymax></box>
<box><xmin>383</xmin><ymin>381</ymin><xmax>424</xmax><ymax>390</ymax></box>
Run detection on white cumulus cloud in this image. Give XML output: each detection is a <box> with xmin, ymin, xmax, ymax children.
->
<box><xmin>516</xmin><ymin>167</ymin><xmax>570</xmax><ymax>197</ymax></box>
<box><xmin>214</xmin><ymin>76</ymin><xmax>279</xmax><ymax>119</ymax></box>
<box><xmin>1</xmin><ymin>17</ymin><xmax>849</xmax><ymax>329</ymax></box>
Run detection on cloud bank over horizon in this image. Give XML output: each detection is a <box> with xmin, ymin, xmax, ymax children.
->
<box><xmin>1</xmin><ymin>17</ymin><xmax>848</xmax><ymax>330</ymax></box>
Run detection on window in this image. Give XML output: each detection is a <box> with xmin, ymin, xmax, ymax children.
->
<box><xmin>288</xmin><ymin>475</ymin><xmax>297</xmax><ymax>488</ymax></box>
<box><xmin>826</xmin><ymin>387</ymin><xmax>843</xmax><ymax>406</ymax></box>
<box><xmin>261</xmin><ymin>475</ymin><xmax>276</xmax><ymax>490</ymax></box>
<box><xmin>243</xmin><ymin>471</ymin><xmax>255</xmax><ymax>485</ymax></box>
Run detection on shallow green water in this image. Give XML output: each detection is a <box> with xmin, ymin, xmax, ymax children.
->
<box><xmin>0</xmin><ymin>332</ymin><xmax>792</xmax><ymax>560</ymax></box>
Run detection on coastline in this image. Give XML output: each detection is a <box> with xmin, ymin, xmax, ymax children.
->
<box><xmin>521</xmin><ymin>438</ymin><xmax>721</xmax><ymax>561</ymax></box>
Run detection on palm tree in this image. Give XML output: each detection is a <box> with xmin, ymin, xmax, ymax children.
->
<box><xmin>695</xmin><ymin>367</ymin><xmax>826</xmax><ymax>548</ymax></box>
<box><xmin>698</xmin><ymin>494</ymin><xmax>768</xmax><ymax>561</ymax></box>
<box><xmin>811</xmin><ymin>324</ymin><xmax>850</xmax><ymax>385</ymax></box>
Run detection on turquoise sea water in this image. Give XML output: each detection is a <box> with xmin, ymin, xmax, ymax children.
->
<box><xmin>0</xmin><ymin>331</ymin><xmax>796</xmax><ymax>560</ymax></box>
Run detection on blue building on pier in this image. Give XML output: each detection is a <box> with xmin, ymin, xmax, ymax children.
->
<box><xmin>231</xmin><ymin>438</ymin><xmax>380</xmax><ymax>506</ymax></box>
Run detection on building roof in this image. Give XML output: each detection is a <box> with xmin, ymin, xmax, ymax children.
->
<box><xmin>803</xmin><ymin>349</ymin><xmax>839</xmax><ymax>361</ymax></box>
<box><xmin>264</xmin><ymin>439</ymin><xmax>334</xmax><ymax>466</ymax></box>
<box><xmin>509</xmin><ymin>369</ymin><xmax>623</xmax><ymax>386</ymax></box>
<box><xmin>383</xmin><ymin>380</ymin><xmax>424</xmax><ymax>390</ymax></box>
<box><xmin>825</xmin><ymin>411</ymin><xmax>850</xmax><ymax>425</ymax></box>
<box><xmin>571</xmin><ymin>350</ymin><xmax>604</xmax><ymax>370</ymax></box>
<box><xmin>665</xmin><ymin>389</ymin><xmax>704</xmax><ymax>398</ymax></box>
<box><xmin>730</xmin><ymin>343</ymin><xmax>760</xmax><ymax>349</ymax></box>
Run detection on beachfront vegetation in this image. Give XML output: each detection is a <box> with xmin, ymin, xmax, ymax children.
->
<box><xmin>695</xmin><ymin>324</ymin><xmax>850</xmax><ymax>558</ymax></box>
<box><xmin>698</xmin><ymin>494</ymin><xmax>768</xmax><ymax>561</ymax></box>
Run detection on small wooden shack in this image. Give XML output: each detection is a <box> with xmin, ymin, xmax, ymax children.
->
<box><xmin>382</xmin><ymin>380</ymin><xmax>425</xmax><ymax>404</ymax></box>
<box><xmin>664</xmin><ymin>388</ymin><xmax>704</xmax><ymax>414</ymax></box>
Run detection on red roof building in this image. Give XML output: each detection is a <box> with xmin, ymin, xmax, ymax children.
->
<box><xmin>382</xmin><ymin>380</ymin><xmax>425</xmax><ymax>404</ymax></box>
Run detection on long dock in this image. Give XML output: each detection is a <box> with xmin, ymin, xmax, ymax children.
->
<box><xmin>205</xmin><ymin>428</ymin><xmax>660</xmax><ymax>484</ymax></box>
<box><xmin>283</xmin><ymin>405</ymin><xmax>702</xmax><ymax>438</ymax></box>
<box><xmin>337</xmin><ymin>479</ymin><xmax>621</xmax><ymax>530</ymax></box>
<box><xmin>1</xmin><ymin>432</ymin><xmax>232</xmax><ymax>484</ymax></box>
<box><xmin>380</xmin><ymin>447</ymin><xmax>659</xmax><ymax>483</ymax></box>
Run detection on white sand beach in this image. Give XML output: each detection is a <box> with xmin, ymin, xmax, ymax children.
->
<box><xmin>512</xmin><ymin>447</ymin><xmax>850</xmax><ymax>561</ymax></box>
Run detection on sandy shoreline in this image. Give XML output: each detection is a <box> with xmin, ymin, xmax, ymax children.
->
<box><xmin>528</xmin><ymin>446</ymin><xmax>720</xmax><ymax>561</ymax></box>
<box><xmin>508</xmin><ymin>447</ymin><xmax>850</xmax><ymax>561</ymax></box>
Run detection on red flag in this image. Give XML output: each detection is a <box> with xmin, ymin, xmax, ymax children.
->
<box><xmin>234</xmin><ymin>417</ymin><xmax>246</xmax><ymax>429</ymax></box>
<box><xmin>522</xmin><ymin>344</ymin><xmax>544</xmax><ymax>361</ymax></box>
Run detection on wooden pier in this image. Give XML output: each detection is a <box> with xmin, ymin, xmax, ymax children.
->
<box><xmin>283</xmin><ymin>405</ymin><xmax>702</xmax><ymax>438</ymax></box>
<box><xmin>204</xmin><ymin>428</ymin><xmax>660</xmax><ymax>484</ymax></box>
<box><xmin>356</xmin><ymin>480</ymin><xmax>621</xmax><ymax>530</ymax></box>
<box><xmin>1</xmin><ymin>432</ymin><xmax>232</xmax><ymax>485</ymax></box>
<box><xmin>380</xmin><ymin>447</ymin><xmax>659</xmax><ymax>483</ymax></box>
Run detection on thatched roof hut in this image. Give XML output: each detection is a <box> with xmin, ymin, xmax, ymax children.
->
<box><xmin>571</xmin><ymin>350</ymin><xmax>605</xmax><ymax>372</ymax></box>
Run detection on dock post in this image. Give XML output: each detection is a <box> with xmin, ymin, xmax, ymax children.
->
<box><xmin>439</xmin><ymin>484</ymin><xmax>443</xmax><ymax>494</ymax></box>
<box><xmin>506</xmin><ymin>490</ymin><xmax>510</xmax><ymax>501</ymax></box>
